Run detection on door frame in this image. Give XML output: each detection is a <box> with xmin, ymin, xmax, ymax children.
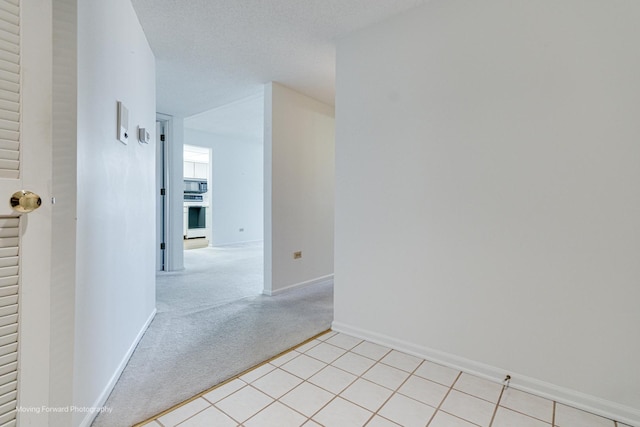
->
<box><xmin>156</xmin><ymin>115</ymin><xmax>171</xmax><ymax>271</ymax></box>
<box><xmin>156</xmin><ymin>120</ymin><xmax>166</xmax><ymax>270</ymax></box>
<box><xmin>47</xmin><ymin>0</ymin><xmax>78</xmax><ymax>424</ymax></box>
<box><xmin>156</xmin><ymin>113</ymin><xmax>185</xmax><ymax>271</ymax></box>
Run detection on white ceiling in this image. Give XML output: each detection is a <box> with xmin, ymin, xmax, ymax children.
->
<box><xmin>184</xmin><ymin>92</ymin><xmax>264</xmax><ymax>140</ymax></box>
<box><xmin>130</xmin><ymin>0</ymin><xmax>427</xmax><ymax>118</ymax></box>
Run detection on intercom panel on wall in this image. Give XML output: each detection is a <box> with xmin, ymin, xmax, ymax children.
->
<box><xmin>117</xmin><ymin>101</ymin><xmax>129</xmax><ymax>144</ymax></box>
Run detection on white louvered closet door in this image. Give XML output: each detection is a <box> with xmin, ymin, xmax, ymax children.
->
<box><xmin>0</xmin><ymin>217</ymin><xmax>18</xmax><ymax>427</ymax></box>
<box><xmin>0</xmin><ymin>0</ymin><xmax>19</xmax><ymax>180</ymax></box>
<box><xmin>0</xmin><ymin>1</ymin><xmax>20</xmax><ymax>425</ymax></box>
<box><xmin>0</xmin><ymin>0</ymin><xmax>54</xmax><ymax>425</ymax></box>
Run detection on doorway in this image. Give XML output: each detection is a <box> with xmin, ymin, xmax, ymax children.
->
<box><xmin>156</xmin><ymin>94</ymin><xmax>265</xmax><ymax>313</ymax></box>
<box><xmin>183</xmin><ymin>144</ymin><xmax>211</xmax><ymax>249</ymax></box>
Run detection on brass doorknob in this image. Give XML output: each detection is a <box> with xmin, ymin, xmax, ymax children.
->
<box><xmin>10</xmin><ymin>191</ymin><xmax>42</xmax><ymax>213</ymax></box>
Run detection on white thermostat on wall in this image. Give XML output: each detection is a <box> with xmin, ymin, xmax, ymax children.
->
<box><xmin>117</xmin><ymin>101</ymin><xmax>129</xmax><ymax>144</ymax></box>
<box><xmin>138</xmin><ymin>127</ymin><xmax>151</xmax><ymax>144</ymax></box>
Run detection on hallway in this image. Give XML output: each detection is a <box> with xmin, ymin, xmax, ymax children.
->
<box><xmin>157</xmin><ymin>242</ymin><xmax>264</xmax><ymax>314</ymax></box>
<box><xmin>92</xmin><ymin>243</ymin><xmax>333</xmax><ymax>427</ymax></box>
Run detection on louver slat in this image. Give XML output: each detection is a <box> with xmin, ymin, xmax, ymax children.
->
<box><xmin>0</xmin><ymin>0</ymin><xmax>18</xmax><ymax>181</ymax></box>
<box><xmin>0</xmin><ymin>1</ymin><xmax>19</xmax><ymax>422</ymax></box>
<box><xmin>0</xmin><ymin>214</ymin><xmax>18</xmax><ymax>426</ymax></box>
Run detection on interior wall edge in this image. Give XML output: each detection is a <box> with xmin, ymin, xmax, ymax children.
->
<box><xmin>262</xmin><ymin>82</ymin><xmax>274</xmax><ymax>295</ymax></box>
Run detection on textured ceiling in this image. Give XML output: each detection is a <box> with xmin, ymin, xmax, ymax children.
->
<box><xmin>184</xmin><ymin>92</ymin><xmax>264</xmax><ymax>139</ymax></box>
<box><xmin>131</xmin><ymin>0</ymin><xmax>427</xmax><ymax>117</ymax></box>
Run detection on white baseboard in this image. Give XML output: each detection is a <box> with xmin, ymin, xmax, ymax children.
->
<box><xmin>264</xmin><ymin>274</ymin><xmax>334</xmax><ymax>296</ymax></box>
<box><xmin>211</xmin><ymin>239</ymin><xmax>264</xmax><ymax>247</ymax></box>
<box><xmin>331</xmin><ymin>321</ymin><xmax>640</xmax><ymax>427</ymax></box>
<box><xmin>78</xmin><ymin>309</ymin><xmax>157</xmax><ymax>427</ymax></box>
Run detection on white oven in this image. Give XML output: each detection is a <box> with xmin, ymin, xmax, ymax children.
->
<box><xmin>183</xmin><ymin>192</ymin><xmax>209</xmax><ymax>239</ymax></box>
<box><xmin>185</xmin><ymin>205</ymin><xmax>207</xmax><ymax>238</ymax></box>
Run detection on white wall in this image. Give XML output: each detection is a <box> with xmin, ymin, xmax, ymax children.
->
<box><xmin>184</xmin><ymin>129</ymin><xmax>264</xmax><ymax>246</ymax></box>
<box><xmin>75</xmin><ymin>0</ymin><xmax>156</xmax><ymax>425</ymax></box>
<box><xmin>264</xmin><ymin>83</ymin><xmax>335</xmax><ymax>294</ymax></box>
<box><xmin>334</xmin><ymin>0</ymin><xmax>640</xmax><ymax>424</ymax></box>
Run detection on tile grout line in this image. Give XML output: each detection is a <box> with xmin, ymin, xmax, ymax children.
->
<box><xmin>280</xmin><ymin>337</ymin><xmax>431</xmax><ymax>426</ymax></box>
<box><xmin>487</xmin><ymin>383</ymin><xmax>506</xmax><ymax>427</ymax></box>
<box><xmin>212</xmin><ymin>392</ymin><xmax>245</xmax><ymax>425</ymax></box>
<box><xmin>299</xmin><ymin>342</ymin><xmax>483</xmax><ymax>427</ymax></box>
<box><xmin>239</xmin><ymin>333</ymin><xmax>462</xmax><ymax>427</ymax></box>
<box><xmin>133</xmin><ymin>329</ymin><xmax>333</xmax><ymax>427</ymax></box>
<box><xmin>201</xmin><ymin>334</ymin><xmax>328</xmax><ymax>425</ymax></box>
<box><xmin>166</xmin><ymin>402</ymin><xmax>212</xmax><ymax>427</ymax></box>
<box><xmin>238</xmin><ymin>384</ymin><xmax>309</xmax><ymax>426</ymax></box>
<box><xmin>301</xmin><ymin>337</ymin><xmax>378</xmax><ymax>424</ymax></box>
<box><xmin>188</xmin><ymin>352</ymin><xmax>530</xmax><ymax>427</ymax></box>
<box><xmin>244</xmin><ymin>335</ymin><xmax>370</xmax><ymax>426</ymax></box>
<box><xmin>495</xmin><ymin>394</ymin><xmax>555</xmax><ymax>425</ymax></box>
<box><xmin>362</xmin><ymin>350</ymin><xmax>430</xmax><ymax>426</ymax></box>
<box><xmin>424</xmin><ymin>370</ymin><xmax>463</xmax><ymax>427</ymax></box>
<box><xmin>151</xmin><ymin>332</ymin><xmax>621</xmax><ymax>427</ymax></box>
<box><xmin>252</xmin><ymin>340</ymin><xmax>360</xmax><ymax>424</ymax></box>
<box><xmin>237</xmin><ymin>338</ymin><xmax>341</xmax><ymax>427</ymax></box>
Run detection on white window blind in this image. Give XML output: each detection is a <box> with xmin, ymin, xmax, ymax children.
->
<box><xmin>0</xmin><ymin>0</ymin><xmax>19</xmax><ymax>180</ymax></box>
<box><xmin>0</xmin><ymin>217</ymin><xmax>18</xmax><ymax>427</ymax></box>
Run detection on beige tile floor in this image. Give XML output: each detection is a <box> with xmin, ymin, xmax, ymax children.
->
<box><xmin>141</xmin><ymin>331</ymin><xmax>632</xmax><ymax>427</ymax></box>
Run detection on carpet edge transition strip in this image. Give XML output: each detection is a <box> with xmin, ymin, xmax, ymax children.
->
<box><xmin>132</xmin><ymin>329</ymin><xmax>333</xmax><ymax>426</ymax></box>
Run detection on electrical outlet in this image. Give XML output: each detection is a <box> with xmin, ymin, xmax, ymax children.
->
<box><xmin>293</xmin><ymin>251</ymin><xmax>302</xmax><ymax>259</ymax></box>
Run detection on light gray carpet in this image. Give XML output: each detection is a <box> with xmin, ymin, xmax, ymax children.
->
<box><xmin>91</xmin><ymin>242</ymin><xmax>333</xmax><ymax>427</ymax></box>
<box><xmin>156</xmin><ymin>242</ymin><xmax>264</xmax><ymax>314</ymax></box>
